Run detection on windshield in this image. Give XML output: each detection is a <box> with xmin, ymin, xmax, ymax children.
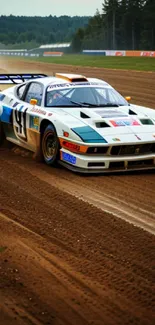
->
<box><xmin>46</xmin><ymin>86</ymin><xmax>128</xmax><ymax>107</ymax></box>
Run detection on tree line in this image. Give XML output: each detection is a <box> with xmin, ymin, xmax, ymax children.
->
<box><xmin>72</xmin><ymin>0</ymin><xmax>155</xmax><ymax>52</ymax></box>
<box><xmin>0</xmin><ymin>15</ymin><xmax>89</xmax><ymax>49</ymax></box>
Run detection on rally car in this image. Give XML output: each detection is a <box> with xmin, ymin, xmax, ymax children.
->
<box><xmin>0</xmin><ymin>73</ymin><xmax>155</xmax><ymax>173</ymax></box>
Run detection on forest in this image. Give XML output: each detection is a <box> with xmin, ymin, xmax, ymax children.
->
<box><xmin>1</xmin><ymin>1</ymin><xmax>155</xmax><ymax>51</ymax></box>
<box><xmin>72</xmin><ymin>0</ymin><xmax>155</xmax><ymax>51</ymax></box>
<box><xmin>0</xmin><ymin>15</ymin><xmax>89</xmax><ymax>49</ymax></box>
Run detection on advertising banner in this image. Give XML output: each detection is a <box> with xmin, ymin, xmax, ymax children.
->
<box><xmin>105</xmin><ymin>51</ymin><xmax>125</xmax><ymax>56</ymax></box>
<box><xmin>43</xmin><ymin>52</ymin><xmax>63</xmax><ymax>57</ymax></box>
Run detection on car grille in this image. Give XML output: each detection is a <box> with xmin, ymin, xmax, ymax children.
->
<box><xmin>109</xmin><ymin>159</ymin><xmax>154</xmax><ymax>169</ymax></box>
<box><xmin>111</xmin><ymin>143</ymin><xmax>155</xmax><ymax>156</ymax></box>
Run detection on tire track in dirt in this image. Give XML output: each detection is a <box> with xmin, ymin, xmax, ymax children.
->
<box><xmin>0</xmin><ymin>149</ymin><xmax>155</xmax><ymax>324</ymax></box>
<box><xmin>2</xmin><ymin>148</ymin><xmax>155</xmax><ymax>234</ymax></box>
<box><xmin>0</xmin><ymin>160</ymin><xmax>155</xmax><ymax>325</ymax></box>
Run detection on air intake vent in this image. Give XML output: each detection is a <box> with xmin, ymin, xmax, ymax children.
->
<box><xmin>129</xmin><ymin>109</ymin><xmax>137</xmax><ymax>115</ymax></box>
<box><xmin>140</xmin><ymin>119</ymin><xmax>154</xmax><ymax>125</ymax></box>
<box><xmin>87</xmin><ymin>146</ymin><xmax>109</xmax><ymax>154</ymax></box>
<box><xmin>88</xmin><ymin>162</ymin><xmax>105</xmax><ymax>167</ymax></box>
<box><xmin>96</xmin><ymin>122</ymin><xmax>110</xmax><ymax>128</ymax></box>
<box><xmin>80</xmin><ymin>112</ymin><xmax>90</xmax><ymax>118</ymax></box>
<box><xmin>109</xmin><ymin>161</ymin><xmax>125</xmax><ymax>169</ymax></box>
<box><xmin>128</xmin><ymin>159</ymin><xmax>154</xmax><ymax>168</ymax></box>
<box><xmin>111</xmin><ymin>144</ymin><xmax>155</xmax><ymax>156</ymax></box>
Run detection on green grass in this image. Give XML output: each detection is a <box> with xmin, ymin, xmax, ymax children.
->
<box><xmin>3</xmin><ymin>54</ymin><xmax>155</xmax><ymax>71</ymax></box>
<box><xmin>23</xmin><ymin>54</ymin><xmax>155</xmax><ymax>72</ymax></box>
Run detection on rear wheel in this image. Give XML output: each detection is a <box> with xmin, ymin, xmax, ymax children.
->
<box><xmin>41</xmin><ymin>124</ymin><xmax>60</xmax><ymax>165</ymax></box>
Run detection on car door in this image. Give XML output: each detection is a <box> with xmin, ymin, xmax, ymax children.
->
<box><xmin>13</xmin><ymin>81</ymin><xmax>43</xmax><ymax>143</ymax></box>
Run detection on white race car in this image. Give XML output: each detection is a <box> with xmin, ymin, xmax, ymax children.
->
<box><xmin>0</xmin><ymin>73</ymin><xmax>155</xmax><ymax>173</ymax></box>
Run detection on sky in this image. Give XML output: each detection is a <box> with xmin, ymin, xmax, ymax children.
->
<box><xmin>0</xmin><ymin>0</ymin><xmax>103</xmax><ymax>16</ymax></box>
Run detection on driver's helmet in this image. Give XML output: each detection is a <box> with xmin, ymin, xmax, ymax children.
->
<box><xmin>48</xmin><ymin>91</ymin><xmax>62</xmax><ymax>104</ymax></box>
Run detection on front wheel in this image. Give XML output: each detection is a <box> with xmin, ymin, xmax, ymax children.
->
<box><xmin>41</xmin><ymin>124</ymin><xmax>60</xmax><ymax>165</ymax></box>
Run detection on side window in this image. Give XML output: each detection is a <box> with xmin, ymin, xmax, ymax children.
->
<box><xmin>24</xmin><ymin>82</ymin><xmax>43</xmax><ymax>106</ymax></box>
<box><xmin>17</xmin><ymin>84</ymin><xmax>27</xmax><ymax>99</ymax></box>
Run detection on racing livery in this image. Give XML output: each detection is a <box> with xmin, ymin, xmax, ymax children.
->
<box><xmin>0</xmin><ymin>73</ymin><xmax>155</xmax><ymax>173</ymax></box>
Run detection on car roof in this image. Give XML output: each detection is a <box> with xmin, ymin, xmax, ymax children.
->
<box><xmin>31</xmin><ymin>76</ymin><xmax>111</xmax><ymax>88</ymax></box>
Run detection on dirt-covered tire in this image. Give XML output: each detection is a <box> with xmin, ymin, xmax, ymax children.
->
<box><xmin>41</xmin><ymin>124</ymin><xmax>60</xmax><ymax>166</ymax></box>
<box><xmin>0</xmin><ymin>122</ymin><xmax>5</xmax><ymax>146</ymax></box>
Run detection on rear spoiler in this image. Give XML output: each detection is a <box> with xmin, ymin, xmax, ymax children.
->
<box><xmin>0</xmin><ymin>74</ymin><xmax>47</xmax><ymax>84</ymax></box>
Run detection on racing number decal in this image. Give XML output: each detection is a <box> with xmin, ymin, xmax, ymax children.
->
<box><xmin>13</xmin><ymin>107</ymin><xmax>28</xmax><ymax>141</ymax></box>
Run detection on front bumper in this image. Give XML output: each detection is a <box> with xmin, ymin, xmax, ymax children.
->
<box><xmin>60</xmin><ymin>148</ymin><xmax>155</xmax><ymax>173</ymax></box>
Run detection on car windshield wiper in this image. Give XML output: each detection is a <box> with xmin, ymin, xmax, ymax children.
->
<box><xmin>50</xmin><ymin>101</ymin><xmax>120</xmax><ymax>108</ymax></box>
<box><xmin>72</xmin><ymin>102</ymin><xmax>120</xmax><ymax>108</ymax></box>
<box><xmin>99</xmin><ymin>103</ymin><xmax>119</xmax><ymax>107</ymax></box>
<box><xmin>51</xmin><ymin>105</ymin><xmax>82</xmax><ymax>107</ymax></box>
<box><xmin>69</xmin><ymin>100</ymin><xmax>86</xmax><ymax>107</ymax></box>
<box><xmin>80</xmin><ymin>102</ymin><xmax>99</xmax><ymax>107</ymax></box>
<box><xmin>69</xmin><ymin>100</ymin><xmax>97</xmax><ymax>107</ymax></box>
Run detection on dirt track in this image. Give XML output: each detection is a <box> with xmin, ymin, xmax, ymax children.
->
<box><xmin>0</xmin><ymin>58</ymin><xmax>155</xmax><ymax>325</ymax></box>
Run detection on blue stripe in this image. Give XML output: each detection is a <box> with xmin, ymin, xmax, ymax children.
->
<box><xmin>71</xmin><ymin>126</ymin><xmax>107</xmax><ymax>143</ymax></box>
<box><xmin>0</xmin><ymin>105</ymin><xmax>12</xmax><ymax>123</ymax></box>
<box><xmin>0</xmin><ymin>94</ymin><xmax>5</xmax><ymax>101</ymax></box>
<box><xmin>19</xmin><ymin>105</ymin><xmax>24</xmax><ymax>112</ymax></box>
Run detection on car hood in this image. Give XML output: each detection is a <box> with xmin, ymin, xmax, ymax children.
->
<box><xmin>52</xmin><ymin>105</ymin><xmax>155</xmax><ymax>143</ymax></box>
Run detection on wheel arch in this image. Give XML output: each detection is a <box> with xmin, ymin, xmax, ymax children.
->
<box><xmin>35</xmin><ymin>119</ymin><xmax>59</xmax><ymax>163</ymax></box>
<box><xmin>40</xmin><ymin>119</ymin><xmax>57</xmax><ymax>136</ymax></box>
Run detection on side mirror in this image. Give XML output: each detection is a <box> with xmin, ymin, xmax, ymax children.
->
<box><xmin>125</xmin><ymin>96</ymin><xmax>131</xmax><ymax>102</ymax></box>
<box><xmin>30</xmin><ymin>98</ymin><xmax>38</xmax><ymax>105</ymax></box>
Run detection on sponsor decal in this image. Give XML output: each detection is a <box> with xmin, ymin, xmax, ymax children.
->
<box><xmin>95</xmin><ymin>109</ymin><xmax>128</xmax><ymax>118</ymax></box>
<box><xmin>113</xmin><ymin>138</ymin><xmax>121</xmax><ymax>142</ymax></box>
<box><xmin>48</xmin><ymin>112</ymin><xmax>53</xmax><ymax>117</ymax></box>
<box><xmin>31</xmin><ymin>107</ymin><xmax>46</xmax><ymax>116</ymax></box>
<box><xmin>47</xmin><ymin>82</ymin><xmax>107</xmax><ymax>91</ymax></box>
<box><xmin>110</xmin><ymin>119</ymin><xmax>140</xmax><ymax>127</ymax></box>
<box><xmin>30</xmin><ymin>116</ymin><xmax>39</xmax><ymax>130</ymax></box>
<box><xmin>62</xmin><ymin>152</ymin><xmax>77</xmax><ymax>165</ymax></box>
<box><xmin>135</xmin><ymin>135</ymin><xmax>141</xmax><ymax>140</ymax></box>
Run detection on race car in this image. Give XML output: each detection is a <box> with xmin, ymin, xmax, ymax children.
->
<box><xmin>0</xmin><ymin>72</ymin><xmax>155</xmax><ymax>173</ymax></box>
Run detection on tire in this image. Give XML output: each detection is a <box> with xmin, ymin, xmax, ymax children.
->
<box><xmin>41</xmin><ymin>124</ymin><xmax>60</xmax><ymax>166</ymax></box>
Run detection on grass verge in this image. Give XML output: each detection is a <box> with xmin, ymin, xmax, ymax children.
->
<box><xmin>20</xmin><ymin>54</ymin><xmax>155</xmax><ymax>71</ymax></box>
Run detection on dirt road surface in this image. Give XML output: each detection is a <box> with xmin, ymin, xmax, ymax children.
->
<box><xmin>0</xmin><ymin>58</ymin><xmax>155</xmax><ymax>325</ymax></box>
